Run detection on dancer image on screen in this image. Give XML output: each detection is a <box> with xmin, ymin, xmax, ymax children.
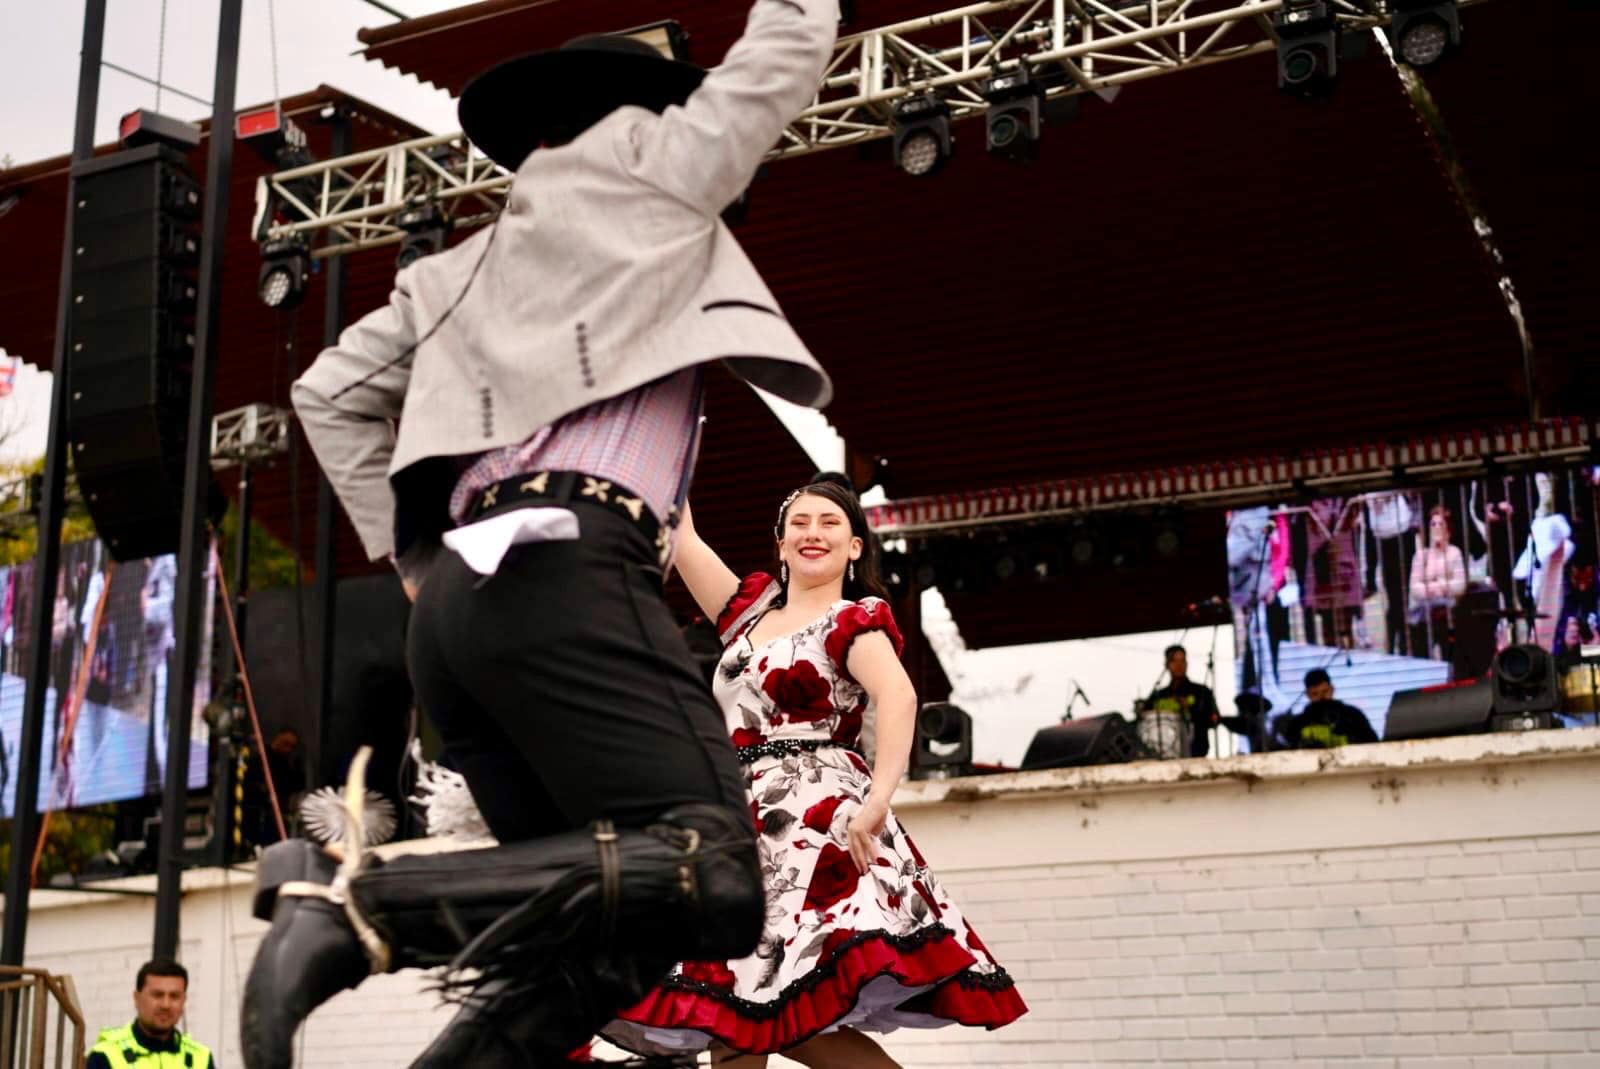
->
<box><xmin>607</xmin><ymin>478</ymin><xmax>1026</xmax><ymax>1064</ymax></box>
<box><xmin>240</xmin><ymin>2</ymin><xmax>842</xmax><ymax>1067</ymax></box>
<box><xmin>1408</xmin><ymin>505</ymin><xmax>1468</xmax><ymax>660</ymax></box>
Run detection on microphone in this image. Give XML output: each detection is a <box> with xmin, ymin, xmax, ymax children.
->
<box><xmin>1183</xmin><ymin>595</ymin><xmax>1228</xmax><ymax>618</ymax></box>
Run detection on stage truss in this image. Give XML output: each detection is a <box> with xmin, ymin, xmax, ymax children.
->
<box><xmin>255</xmin><ymin>0</ymin><xmax>1496</xmax><ymax>257</ymax></box>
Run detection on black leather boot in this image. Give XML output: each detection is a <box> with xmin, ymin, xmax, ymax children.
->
<box><xmin>240</xmin><ymin>803</ymin><xmax>761</xmax><ymax>1069</ymax></box>
<box><xmin>406</xmin><ymin>952</ymin><xmax>676</xmax><ymax>1069</ymax></box>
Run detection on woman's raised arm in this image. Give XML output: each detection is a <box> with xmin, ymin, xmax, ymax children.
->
<box><xmin>673</xmin><ymin>501</ymin><xmax>743</xmax><ymax>622</ymax></box>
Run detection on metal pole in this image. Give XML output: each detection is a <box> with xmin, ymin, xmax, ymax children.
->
<box><xmin>1</xmin><ymin>0</ymin><xmax>107</xmax><ymax>972</ymax></box>
<box><xmin>310</xmin><ymin>111</ymin><xmax>351</xmax><ymax>792</ymax></box>
<box><xmin>206</xmin><ymin>463</ymin><xmax>252</xmax><ymax>867</ymax></box>
<box><xmin>153</xmin><ymin>0</ymin><xmax>244</xmax><ymax>959</ymax></box>
<box><xmin>233</xmin><ymin>462</ymin><xmax>253</xmax><ymax>656</ymax></box>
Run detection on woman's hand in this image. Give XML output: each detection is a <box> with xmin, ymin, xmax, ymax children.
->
<box><xmin>846</xmin><ymin>796</ymin><xmax>890</xmax><ymax>874</ymax></box>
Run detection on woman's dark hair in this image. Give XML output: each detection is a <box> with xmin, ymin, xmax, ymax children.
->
<box><xmin>773</xmin><ymin>474</ymin><xmax>890</xmax><ymax>604</ymax></box>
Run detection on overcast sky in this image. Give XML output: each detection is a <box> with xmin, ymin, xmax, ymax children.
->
<box><xmin>0</xmin><ymin>0</ymin><xmax>467</xmax><ymax>168</ymax></box>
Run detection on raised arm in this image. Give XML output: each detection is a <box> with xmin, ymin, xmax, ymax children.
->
<box><xmin>844</xmin><ymin>633</ymin><xmax>917</xmax><ymax>874</ymax></box>
<box><xmin>291</xmin><ymin>278</ymin><xmax>417</xmax><ymax>568</ymax></box>
<box><xmin>624</xmin><ymin>0</ymin><xmax>840</xmax><ymax>217</ymax></box>
<box><xmin>673</xmin><ymin>501</ymin><xmax>742</xmax><ymax>622</ymax></box>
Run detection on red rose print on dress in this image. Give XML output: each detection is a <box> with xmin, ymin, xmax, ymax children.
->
<box><xmin>680</xmin><ymin>960</ymin><xmax>738</xmax><ymax>989</ymax></box>
<box><xmin>762</xmin><ymin>659</ymin><xmax>835</xmax><ymax>722</ymax></box>
<box><xmin>802</xmin><ymin>796</ymin><xmax>845</xmax><ymax>835</ymax></box>
<box><xmin>732</xmin><ymin>727</ymin><xmax>765</xmax><ymax>749</ymax></box>
<box><xmin>802</xmin><ymin>842</ymin><xmax>862</xmax><ymax>911</ymax></box>
<box><xmin>831</xmin><ymin>701</ymin><xmax>864</xmax><ymax>745</ymax></box>
<box><xmin>905</xmin><ymin>832</ymin><xmax>927</xmax><ymax>868</ymax></box>
<box><xmin>824</xmin><ymin>600</ymin><xmax>905</xmax><ymax>682</ymax></box>
<box><xmin>820</xmin><ymin>927</ymin><xmax>860</xmax><ymax>962</ymax></box>
<box><xmin>963</xmin><ymin>918</ymin><xmax>991</xmax><ymax>957</ymax></box>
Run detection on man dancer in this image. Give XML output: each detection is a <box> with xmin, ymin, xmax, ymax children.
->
<box><xmin>241</xmin><ymin>1</ymin><xmax>839</xmax><ymax>1066</ymax></box>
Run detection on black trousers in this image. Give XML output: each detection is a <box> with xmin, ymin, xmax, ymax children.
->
<box><xmin>1376</xmin><ymin>534</ymin><xmax>1417</xmax><ymax>656</ymax></box>
<box><xmin>406</xmin><ymin>503</ymin><xmax>747</xmax><ymax>843</ymax></box>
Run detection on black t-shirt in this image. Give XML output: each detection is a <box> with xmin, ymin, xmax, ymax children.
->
<box><xmin>1278</xmin><ymin>699</ymin><xmax>1378</xmax><ymax>749</ymax></box>
<box><xmin>1147</xmin><ymin>680</ymin><xmax>1221</xmax><ymax>757</ymax></box>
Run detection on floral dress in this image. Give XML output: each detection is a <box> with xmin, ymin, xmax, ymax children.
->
<box><xmin>607</xmin><ymin>574</ymin><xmax>1026</xmax><ymax>1054</ymax></box>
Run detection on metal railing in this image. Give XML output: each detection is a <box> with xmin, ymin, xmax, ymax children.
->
<box><xmin>0</xmin><ymin>967</ymin><xmax>86</xmax><ymax>1069</ymax></box>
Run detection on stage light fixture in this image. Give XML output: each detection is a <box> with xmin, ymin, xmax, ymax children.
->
<box><xmin>1273</xmin><ymin>0</ymin><xmax>1339</xmax><ymax>96</ymax></box>
<box><xmin>892</xmin><ymin>95</ymin><xmax>952</xmax><ymax>177</ymax></box>
<box><xmin>396</xmin><ymin>204</ymin><xmax>449</xmax><ymax>270</ymax></box>
<box><xmin>1490</xmin><ymin>643</ymin><xmax>1559</xmax><ymax>730</ymax></box>
<box><xmin>257</xmin><ymin>238</ymin><xmax>309</xmax><ymax>310</ymax></box>
<box><xmin>1067</xmin><ymin>517</ymin><xmax>1101</xmax><ymax>568</ymax></box>
<box><xmin>1152</xmin><ymin>508</ymin><xmax>1184</xmax><ymax>560</ymax></box>
<box><xmin>912</xmin><ymin>702</ymin><xmax>973</xmax><ymax>778</ymax></box>
<box><xmin>982</xmin><ymin>69</ymin><xmax>1044</xmax><ymax>163</ymax></box>
<box><xmin>1389</xmin><ymin>1</ymin><xmax>1461</xmax><ymax>67</ymax></box>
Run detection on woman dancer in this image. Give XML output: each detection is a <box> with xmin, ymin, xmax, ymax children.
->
<box><xmin>607</xmin><ymin>478</ymin><xmax>1025</xmax><ymax>1064</ymax></box>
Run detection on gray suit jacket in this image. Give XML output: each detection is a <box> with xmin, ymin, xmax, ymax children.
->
<box><xmin>293</xmin><ymin>0</ymin><xmax>839</xmax><ymax>564</ymax></box>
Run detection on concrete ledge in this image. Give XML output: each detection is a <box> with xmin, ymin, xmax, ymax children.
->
<box><xmin>894</xmin><ymin>727</ymin><xmax>1600</xmax><ymax>808</ymax></box>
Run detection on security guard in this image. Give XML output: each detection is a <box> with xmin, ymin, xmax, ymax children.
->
<box><xmin>87</xmin><ymin>959</ymin><xmax>213</xmax><ymax>1069</ymax></box>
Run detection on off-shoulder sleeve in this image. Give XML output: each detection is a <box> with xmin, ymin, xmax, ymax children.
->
<box><xmin>716</xmin><ymin>572</ymin><xmax>779</xmax><ymax>646</ymax></box>
<box><xmin>824</xmin><ymin>597</ymin><xmax>905</xmax><ymax>683</ymax></box>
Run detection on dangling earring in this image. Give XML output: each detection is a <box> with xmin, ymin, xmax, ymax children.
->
<box><xmin>781</xmin><ymin>562</ymin><xmax>789</xmax><ymax>585</ymax></box>
<box><xmin>848</xmin><ymin>561</ymin><xmax>856</xmax><ymax>582</ymax></box>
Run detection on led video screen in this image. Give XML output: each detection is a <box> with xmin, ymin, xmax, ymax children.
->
<box><xmin>0</xmin><ymin>539</ymin><xmax>213</xmax><ymax>815</ymax></box>
<box><xmin>1228</xmin><ymin>468</ymin><xmax>1598</xmax><ymax>745</ymax></box>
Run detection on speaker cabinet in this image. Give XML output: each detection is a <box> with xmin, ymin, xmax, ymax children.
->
<box><xmin>1385</xmin><ymin>677</ymin><xmax>1492</xmax><ymax>741</ymax></box>
<box><xmin>1021</xmin><ymin>713</ymin><xmax>1151</xmax><ymax>770</ymax></box>
<box><xmin>67</xmin><ymin>144</ymin><xmax>201</xmax><ymax>561</ymax></box>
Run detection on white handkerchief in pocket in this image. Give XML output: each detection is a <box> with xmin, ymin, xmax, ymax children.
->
<box><xmin>442</xmin><ymin>507</ymin><xmax>581</xmax><ymax>576</ymax></box>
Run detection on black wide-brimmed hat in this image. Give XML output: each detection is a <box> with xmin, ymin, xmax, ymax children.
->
<box><xmin>459</xmin><ymin>35</ymin><xmax>706</xmax><ymax>171</ymax></box>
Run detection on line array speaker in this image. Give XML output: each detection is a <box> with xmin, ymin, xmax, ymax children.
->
<box><xmin>67</xmin><ymin>144</ymin><xmax>202</xmax><ymax>560</ymax></box>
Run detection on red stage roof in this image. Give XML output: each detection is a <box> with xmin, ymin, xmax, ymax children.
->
<box><xmin>352</xmin><ymin>0</ymin><xmax>1594</xmax><ymax>645</ymax></box>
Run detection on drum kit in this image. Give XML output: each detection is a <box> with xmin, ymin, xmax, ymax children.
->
<box><xmin>1134</xmin><ymin>707</ymin><xmax>1191</xmax><ymax>760</ymax></box>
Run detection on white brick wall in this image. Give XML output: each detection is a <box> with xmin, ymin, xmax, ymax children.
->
<box><xmin>871</xmin><ymin>833</ymin><xmax>1600</xmax><ymax>1067</ymax></box>
<box><xmin>12</xmin><ymin>729</ymin><xmax>1600</xmax><ymax>1068</ymax></box>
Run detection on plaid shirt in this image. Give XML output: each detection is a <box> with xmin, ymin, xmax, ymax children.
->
<box><xmin>448</xmin><ymin>368</ymin><xmax>703</xmax><ymax>527</ymax></box>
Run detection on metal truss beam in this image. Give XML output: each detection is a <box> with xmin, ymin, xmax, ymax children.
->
<box><xmin>258</xmin><ymin>0</ymin><xmax>1494</xmax><ymax>257</ymax></box>
<box><xmin>210</xmin><ymin>402</ymin><xmax>293</xmax><ymax>469</ymax></box>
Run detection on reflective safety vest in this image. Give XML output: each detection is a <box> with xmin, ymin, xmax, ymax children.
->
<box><xmin>89</xmin><ymin>1024</ymin><xmax>212</xmax><ymax>1069</ymax></box>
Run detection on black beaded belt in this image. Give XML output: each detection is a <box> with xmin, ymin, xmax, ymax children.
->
<box><xmin>463</xmin><ymin>470</ymin><xmax>673</xmax><ymax>563</ymax></box>
<box><xmin>735</xmin><ymin>739</ymin><xmax>859</xmax><ymax>765</ymax></box>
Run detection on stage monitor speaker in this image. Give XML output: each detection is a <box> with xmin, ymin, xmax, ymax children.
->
<box><xmin>66</xmin><ymin>143</ymin><xmax>202</xmax><ymax>561</ymax></box>
<box><xmin>1384</xmin><ymin>676</ymin><xmax>1492</xmax><ymax>741</ymax></box>
<box><xmin>1021</xmin><ymin>713</ymin><xmax>1150</xmax><ymax>770</ymax></box>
